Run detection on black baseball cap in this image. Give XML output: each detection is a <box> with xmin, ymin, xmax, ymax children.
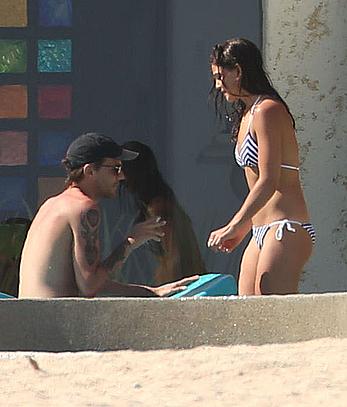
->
<box><xmin>65</xmin><ymin>132</ymin><xmax>139</xmax><ymax>169</ymax></box>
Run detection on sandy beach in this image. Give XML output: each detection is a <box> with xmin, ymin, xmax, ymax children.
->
<box><xmin>1</xmin><ymin>337</ymin><xmax>346</xmax><ymax>406</ymax></box>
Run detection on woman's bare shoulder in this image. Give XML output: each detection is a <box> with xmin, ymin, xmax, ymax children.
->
<box><xmin>254</xmin><ymin>98</ymin><xmax>292</xmax><ymax>127</ymax></box>
<box><xmin>256</xmin><ymin>98</ymin><xmax>288</xmax><ymax>115</ymax></box>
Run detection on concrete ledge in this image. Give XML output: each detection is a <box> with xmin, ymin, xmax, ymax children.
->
<box><xmin>1</xmin><ymin>293</ymin><xmax>346</xmax><ymax>352</ymax></box>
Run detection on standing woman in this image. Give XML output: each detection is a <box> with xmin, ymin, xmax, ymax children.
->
<box><xmin>207</xmin><ymin>38</ymin><xmax>315</xmax><ymax>295</ymax></box>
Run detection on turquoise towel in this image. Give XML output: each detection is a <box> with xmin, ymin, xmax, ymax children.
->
<box><xmin>170</xmin><ymin>273</ymin><xmax>237</xmax><ymax>298</ymax></box>
<box><xmin>0</xmin><ymin>292</ymin><xmax>14</xmax><ymax>299</ymax></box>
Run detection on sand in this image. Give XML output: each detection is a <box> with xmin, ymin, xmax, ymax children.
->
<box><xmin>1</xmin><ymin>337</ymin><xmax>346</xmax><ymax>406</ymax></box>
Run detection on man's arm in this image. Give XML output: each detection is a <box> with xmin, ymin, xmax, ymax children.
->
<box><xmin>72</xmin><ymin>203</ymin><xmax>194</xmax><ymax>297</ymax></box>
<box><xmin>100</xmin><ymin>275</ymin><xmax>200</xmax><ymax>297</ymax></box>
<box><xmin>101</xmin><ymin>216</ymin><xmax>167</xmax><ymax>275</ymax></box>
<box><xmin>99</xmin><ymin>279</ymin><xmax>156</xmax><ymax>297</ymax></box>
<box><xmin>72</xmin><ymin>204</ymin><xmax>108</xmax><ymax>296</ymax></box>
<box><xmin>101</xmin><ymin>238</ymin><xmax>132</xmax><ymax>278</ymax></box>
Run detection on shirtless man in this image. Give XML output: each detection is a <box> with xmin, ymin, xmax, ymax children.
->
<box><xmin>19</xmin><ymin>132</ymin><xmax>197</xmax><ymax>298</ymax></box>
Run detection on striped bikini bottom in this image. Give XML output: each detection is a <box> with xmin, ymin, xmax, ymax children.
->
<box><xmin>252</xmin><ymin>219</ymin><xmax>316</xmax><ymax>250</ymax></box>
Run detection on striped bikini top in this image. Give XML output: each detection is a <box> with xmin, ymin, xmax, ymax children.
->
<box><xmin>234</xmin><ymin>96</ymin><xmax>299</xmax><ymax>171</ymax></box>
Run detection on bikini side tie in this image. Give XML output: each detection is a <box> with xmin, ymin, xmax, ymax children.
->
<box><xmin>274</xmin><ymin>219</ymin><xmax>297</xmax><ymax>241</ymax></box>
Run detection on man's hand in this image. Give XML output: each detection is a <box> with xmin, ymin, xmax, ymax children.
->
<box><xmin>128</xmin><ymin>216</ymin><xmax>166</xmax><ymax>250</ymax></box>
<box><xmin>152</xmin><ymin>275</ymin><xmax>200</xmax><ymax>297</ymax></box>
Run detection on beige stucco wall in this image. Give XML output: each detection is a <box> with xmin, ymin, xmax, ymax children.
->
<box><xmin>1</xmin><ymin>294</ymin><xmax>347</xmax><ymax>351</ymax></box>
<box><xmin>263</xmin><ymin>0</ymin><xmax>347</xmax><ymax>292</ymax></box>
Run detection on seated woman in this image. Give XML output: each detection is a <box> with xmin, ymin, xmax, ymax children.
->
<box><xmin>120</xmin><ymin>141</ymin><xmax>207</xmax><ymax>285</ymax></box>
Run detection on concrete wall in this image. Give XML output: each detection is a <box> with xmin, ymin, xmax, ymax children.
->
<box><xmin>0</xmin><ymin>294</ymin><xmax>346</xmax><ymax>351</ymax></box>
<box><xmin>263</xmin><ymin>0</ymin><xmax>347</xmax><ymax>292</ymax></box>
<box><xmin>166</xmin><ymin>0</ymin><xmax>261</xmax><ymax>277</ymax></box>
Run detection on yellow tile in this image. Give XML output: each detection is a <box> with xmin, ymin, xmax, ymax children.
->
<box><xmin>0</xmin><ymin>0</ymin><xmax>27</xmax><ymax>27</ymax></box>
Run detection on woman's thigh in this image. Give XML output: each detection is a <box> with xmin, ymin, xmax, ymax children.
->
<box><xmin>255</xmin><ymin>226</ymin><xmax>313</xmax><ymax>295</ymax></box>
<box><xmin>238</xmin><ymin>238</ymin><xmax>260</xmax><ymax>295</ymax></box>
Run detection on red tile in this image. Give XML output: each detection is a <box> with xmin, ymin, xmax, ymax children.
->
<box><xmin>38</xmin><ymin>85</ymin><xmax>72</xmax><ymax>119</ymax></box>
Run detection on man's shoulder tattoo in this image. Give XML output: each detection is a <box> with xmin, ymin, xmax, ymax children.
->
<box><xmin>80</xmin><ymin>208</ymin><xmax>100</xmax><ymax>266</ymax></box>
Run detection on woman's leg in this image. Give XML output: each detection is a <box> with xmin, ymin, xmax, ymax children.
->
<box><xmin>238</xmin><ymin>238</ymin><xmax>260</xmax><ymax>295</ymax></box>
<box><xmin>255</xmin><ymin>226</ymin><xmax>313</xmax><ymax>295</ymax></box>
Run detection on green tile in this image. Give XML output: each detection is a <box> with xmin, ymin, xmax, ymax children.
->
<box><xmin>0</xmin><ymin>40</ymin><xmax>27</xmax><ymax>73</ymax></box>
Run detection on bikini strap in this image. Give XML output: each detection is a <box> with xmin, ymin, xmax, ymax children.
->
<box><xmin>267</xmin><ymin>219</ymin><xmax>303</xmax><ymax>241</ymax></box>
<box><xmin>250</xmin><ymin>95</ymin><xmax>262</xmax><ymax>114</ymax></box>
<box><xmin>281</xmin><ymin>164</ymin><xmax>300</xmax><ymax>171</ymax></box>
<box><xmin>246</xmin><ymin>95</ymin><xmax>262</xmax><ymax>134</ymax></box>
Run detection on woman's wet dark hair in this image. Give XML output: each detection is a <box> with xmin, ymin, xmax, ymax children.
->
<box><xmin>209</xmin><ymin>38</ymin><xmax>295</xmax><ymax>141</ymax></box>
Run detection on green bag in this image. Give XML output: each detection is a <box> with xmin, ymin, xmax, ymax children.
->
<box><xmin>0</xmin><ymin>223</ymin><xmax>28</xmax><ymax>297</ymax></box>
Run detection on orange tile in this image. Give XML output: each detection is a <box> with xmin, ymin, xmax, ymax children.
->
<box><xmin>0</xmin><ymin>131</ymin><xmax>28</xmax><ymax>165</ymax></box>
<box><xmin>0</xmin><ymin>85</ymin><xmax>27</xmax><ymax>118</ymax></box>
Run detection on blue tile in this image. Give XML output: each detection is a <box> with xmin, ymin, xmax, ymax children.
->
<box><xmin>38</xmin><ymin>39</ymin><xmax>72</xmax><ymax>72</ymax></box>
<box><xmin>39</xmin><ymin>131</ymin><xmax>74</xmax><ymax>166</ymax></box>
<box><xmin>0</xmin><ymin>177</ymin><xmax>29</xmax><ymax>219</ymax></box>
<box><xmin>39</xmin><ymin>0</ymin><xmax>72</xmax><ymax>27</ymax></box>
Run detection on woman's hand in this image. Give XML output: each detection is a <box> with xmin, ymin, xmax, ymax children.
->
<box><xmin>207</xmin><ymin>220</ymin><xmax>251</xmax><ymax>253</ymax></box>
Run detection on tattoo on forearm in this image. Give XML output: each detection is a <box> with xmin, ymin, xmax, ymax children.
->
<box><xmin>80</xmin><ymin>209</ymin><xmax>99</xmax><ymax>266</ymax></box>
<box><xmin>102</xmin><ymin>240</ymin><xmax>130</xmax><ymax>272</ymax></box>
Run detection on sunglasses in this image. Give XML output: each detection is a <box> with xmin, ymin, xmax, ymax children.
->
<box><xmin>100</xmin><ymin>164</ymin><xmax>122</xmax><ymax>175</ymax></box>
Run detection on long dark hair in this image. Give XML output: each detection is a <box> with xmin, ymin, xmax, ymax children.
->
<box><xmin>209</xmin><ymin>38</ymin><xmax>295</xmax><ymax>141</ymax></box>
<box><xmin>120</xmin><ymin>141</ymin><xmax>175</xmax><ymax>206</ymax></box>
<box><xmin>120</xmin><ymin>141</ymin><xmax>177</xmax><ymax>258</ymax></box>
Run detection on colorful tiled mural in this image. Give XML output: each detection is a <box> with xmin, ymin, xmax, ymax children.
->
<box><xmin>0</xmin><ymin>0</ymin><xmax>74</xmax><ymax>220</ymax></box>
